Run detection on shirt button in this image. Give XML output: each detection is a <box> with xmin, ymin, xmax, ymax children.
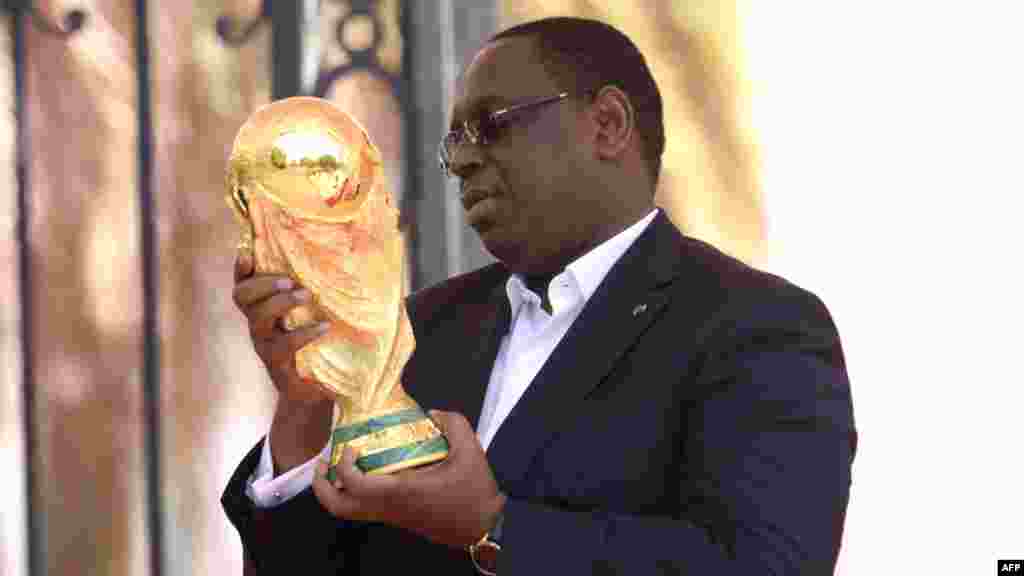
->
<box><xmin>273</xmin><ymin>491</ymin><xmax>282</xmax><ymax>500</ymax></box>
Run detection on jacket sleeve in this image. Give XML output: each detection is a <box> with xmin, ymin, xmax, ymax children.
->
<box><xmin>221</xmin><ymin>438</ymin><xmax>364</xmax><ymax>574</ymax></box>
<box><xmin>496</xmin><ymin>290</ymin><xmax>857</xmax><ymax>575</ymax></box>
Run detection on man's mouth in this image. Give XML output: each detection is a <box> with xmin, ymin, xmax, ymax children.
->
<box><xmin>461</xmin><ymin>187</ymin><xmax>495</xmax><ymax>212</ymax></box>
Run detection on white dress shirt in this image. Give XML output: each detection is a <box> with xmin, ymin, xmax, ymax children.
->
<box><xmin>247</xmin><ymin>208</ymin><xmax>659</xmax><ymax>507</ymax></box>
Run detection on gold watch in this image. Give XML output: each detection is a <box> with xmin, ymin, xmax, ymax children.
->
<box><xmin>468</xmin><ymin>509</ymin><xmax>503</xmax><ymax>576</ymax></box>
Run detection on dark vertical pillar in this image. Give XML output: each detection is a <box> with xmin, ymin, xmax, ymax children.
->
<box><xmin>400</xmin><ymin>1</ymin><xmax>424</xmax><ymax>290</ymax></box>
<box><xmin>270</xmin><ymin>0</ymin><xmax>304</xmax><ymax>99</ymax></box>
<box><xmin>403</xmin><ymin>1</ymin><xmax>497</xmax><ymax>292</ymax></box>
<box><xmin>7</xmin><ymin>4</ymin><xmax>88</xmax><ymax>574</ymax></box>
<box><xmin>134</xmin><ymin>1</ymin><xmax>164</xmax><ymax>575</ymax></box>
<box><xmin>10</xmin><ymin>6</ymin><xmax>42</xmax><ymax>576</ymax></box>
<box><xmin>402</xmin><ymin>0</ymin><xmax>449</xmax><ymax>291</ymax></box>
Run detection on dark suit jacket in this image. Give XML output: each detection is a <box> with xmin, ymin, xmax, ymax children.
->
<box><xmin>222</xmin><ymin>212</ymin><xmax>857</xmax><ymax>574</ymax></box>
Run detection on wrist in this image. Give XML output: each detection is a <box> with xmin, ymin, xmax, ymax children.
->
<box><xmin>469</xmin><ymin>493</ymin><xmax>506</xmax><ymax>576</ymax></box>
<box><xmin>269</xmin><ymin>398</ymin><xmax>332</xmax><ymax>475</ymax></box>
<box><xmin>275</xmin><ymin>394</ymin><xmax>333</xmax><ymax>418</ymax></box>
<box><xmin>484</xmin><ymin>493</ymin><xmax>506</xmax><ymax>538</ymax></box>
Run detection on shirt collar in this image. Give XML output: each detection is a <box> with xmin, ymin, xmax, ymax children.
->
<box><xmin>505</xmin><ymin>208</ymin><xmax>659</xmax><ymax>315</ymax></box>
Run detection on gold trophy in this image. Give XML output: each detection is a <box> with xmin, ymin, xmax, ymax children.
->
<box><xmin>226</xmin><ymin>97</ymin><xmax>448</xmax><ymax>479</ymax></box>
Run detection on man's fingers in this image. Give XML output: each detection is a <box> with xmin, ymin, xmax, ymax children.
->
<box><xmin>336</xmin><ymin>446</ymin><xmax>366</xmax><ymax>490</ymax></box>
<box><xmin>234</xmin><ymin>251</ymin><xmax>254</xmax><ymax>283</ymax></box>
<box><xmin>312</xmin><ymin>462</ymin><xmax>363</xmax><ymax>519</ymax></box>
<box><xmin>316</xmin><ymin>459</ymin><xmax>344</xmax><ymax>490</ymax></box>
<box><xmin>428</xmin><ymin>409</ymin><xmax>472</xmax><ymax>431</ymax></box>
<box><xmin>337</xmin><ymin>446</ymin><xmax>400</xmax><ymax>497</ymax></box>
<box><xmin>267</xmin><ymin>322</ymin><xmax>331</xmax><ymax>365</ymax></box>
<box><xmin>428</xmin><ymin>410</ymin><xmax>474</xmax><ymax>457</ymax></box>
<box><xmin>247</xmin><ymin>290</ymin><xmax>313</xmax><ymax>339</ymax></box>
<box><xmin>233</xmin><ymin>275</ymin><xmax>295</xmax><ymax>310</ymax></box>
<box><xmin>264</xmin><ymin>322</ymin><xmax>330</xmax><ymax>372</ymax></box>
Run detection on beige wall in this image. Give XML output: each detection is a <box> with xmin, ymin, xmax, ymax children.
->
<box><xmin>3</xmin><ymin>1</ymin><xmax>271</xmax><ymax>574</ymax></box>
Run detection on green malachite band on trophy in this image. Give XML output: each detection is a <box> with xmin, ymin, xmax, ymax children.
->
<box><xmin>355</xmin><ymin>435</ymin><xmax>450</xmax><ymax>472</ymax></box>
<box><xmin>331</xmin><ymin>407</ymin><xmax>428</xmax><ymax>445</ymax></box>
<box><xmin>326</xmin><ymin>435</ymin><xmax>449</xmax><ymax>481</ymax></box>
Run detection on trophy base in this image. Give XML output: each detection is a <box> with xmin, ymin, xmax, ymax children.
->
<box><xmin>327</xmin><ymin>406</ymin><xmax>449</xmax><ymax>482</ymax></box>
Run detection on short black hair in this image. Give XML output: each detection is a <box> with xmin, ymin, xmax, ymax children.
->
<box><xmin>491</xmin><ymin>17</ymin><xmax>665</xmax><ymax>183</ymax></box>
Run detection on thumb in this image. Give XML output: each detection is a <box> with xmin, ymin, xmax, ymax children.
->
<box><xmin>234</xmin><ymin>248</ymin><xmax>254</xmax><ymax>283</ymax></box>
<box><xmin>429</xmin><ymin>410</ymin><xmax>472</xmax><ymax>443</ymax></box>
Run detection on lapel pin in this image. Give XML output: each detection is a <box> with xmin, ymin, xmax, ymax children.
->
<box><xmin>632</xmin><ymin>303</ymin><xmax>647</xmax><ymax>317</ymax></box>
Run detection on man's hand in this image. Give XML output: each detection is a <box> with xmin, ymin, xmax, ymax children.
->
<box><xmin>233</xmin><ymin>250</ymin><xmax>332</xmax><ymax>405</ymax></box>
<box><xmin>312</xmin><ymin>410</ymin><xmax>507</xmax><ymax>549</ymax></box>
<box><xmin>232</xmin><ymin>250</ymin><xmax>333</xmax><ymax>473</ymax></box>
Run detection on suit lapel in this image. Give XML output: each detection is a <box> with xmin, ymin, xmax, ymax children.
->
<box><xmin>405</xmin><ymin>265</ymin><xmax>510</xmax><ymax>432</ymax></box>
<box><xmin>452</xmin><ymin>280</ymin><xmax>511</xmax><ymax>431</ymax></box>
<box><xmin>486</xmin><ymin>212</ymin><xmax>684</xmax><ymax>490</ymax></box>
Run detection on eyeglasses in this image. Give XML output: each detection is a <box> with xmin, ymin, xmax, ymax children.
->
<box><xmin>438</xmin><ymin>91</ymin><xmax>574</xmax><ymax>178</ymax></box>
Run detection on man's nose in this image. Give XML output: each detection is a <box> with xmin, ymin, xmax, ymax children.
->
<box><xmin>447</xmin><ymin>141</ymin><xmax>485</xmax><ymax>180</ymax></box>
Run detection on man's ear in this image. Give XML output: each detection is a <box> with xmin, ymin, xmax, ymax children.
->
<box><xmin>589</xmin><ymin>86</ymin><xmax>635</xmax><ymax>163</ymax></box>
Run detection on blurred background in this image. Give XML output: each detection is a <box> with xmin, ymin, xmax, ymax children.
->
<box><xmin>0</xmin><ymin>1</ymin><xmax>1021</xmax><ymax>574</ymax></box>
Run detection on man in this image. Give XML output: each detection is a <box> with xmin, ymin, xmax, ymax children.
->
<box><xmin>222</xmin><ymin>17</ymin><xmax>856</xmax><ymax>575</ymax></box>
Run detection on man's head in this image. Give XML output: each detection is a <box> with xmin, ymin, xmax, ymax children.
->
<box><xmin>443</xmin><ymin>17</ymin><xmax>664</xmax><ymax>275</ymax></box>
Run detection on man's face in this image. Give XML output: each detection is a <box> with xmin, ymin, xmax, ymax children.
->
<box><xmin>448</xmin><ymin>37</ymin><xmax>593</xmax><ymax>274</ymax></box>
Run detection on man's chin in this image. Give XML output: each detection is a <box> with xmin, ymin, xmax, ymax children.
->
<box><xmin>475</xmin><ymin>226</ymin><xmax>532</xmax><ymax>270</ymax></box>
<box><xmin>469</xmin><ymin>215</ymin><xmax>499</xmax><ymax>242</ymax></box>
<box><xmin>472</xmin><ymin>221</ymin><xmax>508</xmax><ymax>255</ymax></box>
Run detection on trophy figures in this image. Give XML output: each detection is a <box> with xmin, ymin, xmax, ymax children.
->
<box><xmin>226</xmin><ymin>97</ymin><xmax>448</xmax><ymax>478</ymax></box>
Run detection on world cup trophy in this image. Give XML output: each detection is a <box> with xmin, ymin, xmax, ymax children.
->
<box><xmin>226</xmin><ymin>97</ymin><xmax>448</xmax><ymax>479</ymax></box>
